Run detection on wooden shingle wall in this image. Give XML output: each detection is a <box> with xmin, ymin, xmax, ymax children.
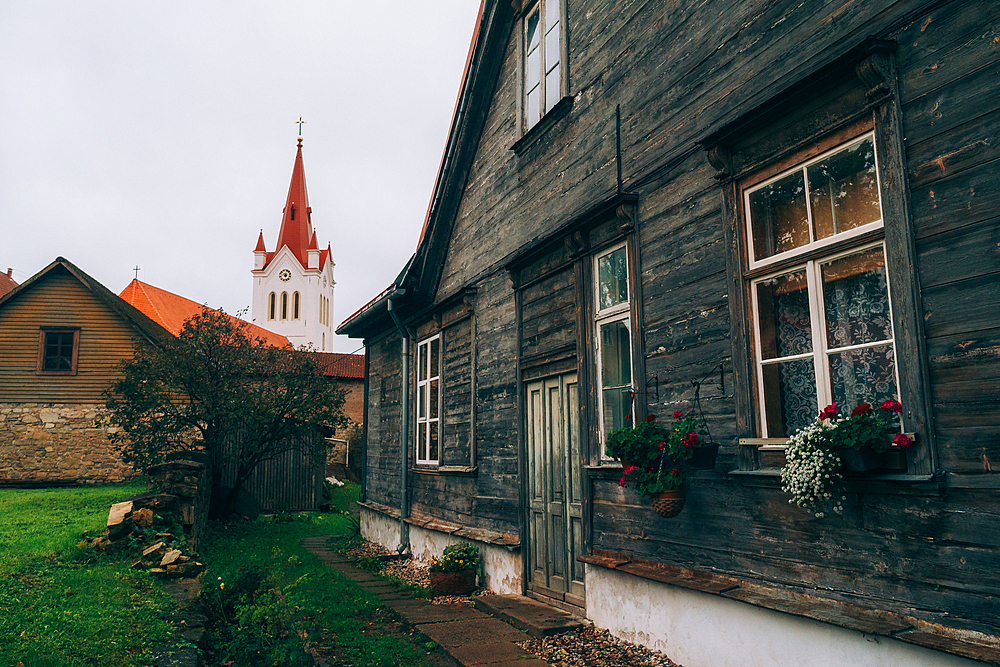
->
<box><xmin>0</xmin><ymin>270</ymin><xmax>142</xmax><ymax>403</ymax></box>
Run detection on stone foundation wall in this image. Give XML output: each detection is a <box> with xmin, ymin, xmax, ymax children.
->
<box><xmin>0</xmin><ymin>403</ymin><xmax>135</xmax><ymax>483</ymax></box>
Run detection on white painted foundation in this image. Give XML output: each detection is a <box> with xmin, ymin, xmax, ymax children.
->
<box><xmin>360</xmin><ymin>506</ymin><xmax>523</xmax><ymax>594</ymax></box>
<box><xmin>586</xmin><ymin>566</ymin><xmax>987</xmax><ymax>667</ymax></box>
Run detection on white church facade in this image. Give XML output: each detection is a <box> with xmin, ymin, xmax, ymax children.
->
<box><xmin>251</xmin><ymin>136</ymin><xmax>335</xmax><ymax>350</ymax></box>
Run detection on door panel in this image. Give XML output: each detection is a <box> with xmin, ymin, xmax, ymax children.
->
<box><xmin>525</xmin><ymin>373</ymin><xmax>584</xmax><ymax>605</ymax></box>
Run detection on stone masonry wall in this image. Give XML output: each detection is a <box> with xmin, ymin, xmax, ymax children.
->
<box><xmin>0</xmin><ymin>403</ymin><xmax>136</xmax><ymax>483</ymax></box>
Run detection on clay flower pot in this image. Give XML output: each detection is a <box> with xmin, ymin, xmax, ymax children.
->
<box><xmin>429</xmin><ymin>568</ymin><xmax>477</xmax><ymax>596</ymax></box>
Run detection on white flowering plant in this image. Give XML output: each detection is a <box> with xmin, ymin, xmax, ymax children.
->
<box><xmin>780</xmin><ymin>400</ymin><xmax>912</xmax><ymax>517</ymax></box>
<box><xmin>780</xmin><ymin>418</ymin><xmax>846</xmax><ymax>517</ymax></box>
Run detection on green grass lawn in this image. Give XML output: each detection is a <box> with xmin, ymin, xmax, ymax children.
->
<box><xmin>197</xmin><ymin>482</ymin><xmax>445</xmax><ymax>667</ymax></box>
<box><xmin>0</xmin><ymin>480</ymin><xmax>177</xmax><ymax>667</ymax></box>
<box><xmin>1</xmin><ymin>481</ymin><xmax>445</xmax><ymax>667</ymax></box>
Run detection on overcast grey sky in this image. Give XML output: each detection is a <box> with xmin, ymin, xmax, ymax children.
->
<box><xmin>0</xmin><ymin>1</ymin><xmax>481</xmax><ymax>352</ymax></box>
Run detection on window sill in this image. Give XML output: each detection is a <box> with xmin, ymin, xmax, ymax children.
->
<box><xmin>729</xmin><ymin>468</ymin><xmax>946</xmax><ymax>496</ymax></box>
<box><xmin>411</xmin><ymin>465</ymin><xmax>478</xmax><ymax>477</ymax></box>
<box><xmin>511</xmin><ymin>96</ymin><xmax>573</xmax><ymax>156</ymax></box>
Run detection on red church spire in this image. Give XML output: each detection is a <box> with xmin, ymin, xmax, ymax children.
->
<box><xmin>274</xmin><ymin>135</ymin><xmax>314</xmax><ymax>268</ymax></box>
<box><xmin>254</xmin><ymin>229</ymin><xmax>267</xmax><ymax>252</ymax></box>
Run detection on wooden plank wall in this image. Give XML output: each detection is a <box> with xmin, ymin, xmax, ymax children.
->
<box><xmin>0</xmin><ymin>269</ymin><xmax>142</xmax><ymax>403</ymax></box>
<box><xmin>361</xmin><ymin>0</ymin><xmax>999</xmax><ymax>635</ymax></box>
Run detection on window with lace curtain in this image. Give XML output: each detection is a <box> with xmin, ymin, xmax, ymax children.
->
<box><xmin>744</xmin><ymin>132</ymin><xmax>899</xmax><ymax>437</ymax></box>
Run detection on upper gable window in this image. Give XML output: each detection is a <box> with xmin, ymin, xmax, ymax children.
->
<box><xmin>38</xmin><ymin>328</ymin><xmax>79</xmax><ymax>374</ymax></box>
<box><xmin>523</xmin><ymin>0</ymin><xmax>562</xmax><ymax>131</ymax></box>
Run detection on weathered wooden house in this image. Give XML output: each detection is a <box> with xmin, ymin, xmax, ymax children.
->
<box><xmin>337</xmin><ymin>1</ymin><xmax>999</xmax><ymax>665</ymax></box>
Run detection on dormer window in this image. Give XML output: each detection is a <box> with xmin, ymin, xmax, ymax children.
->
<box><xmin>290</xmin><ymin>205</ymin><xmax>296</xmax><ymax>220</ymax></box>
<box><xmin>522</xmin><ymin>0</ymin><xmax>564</xmax><ymax>132</ymax></box>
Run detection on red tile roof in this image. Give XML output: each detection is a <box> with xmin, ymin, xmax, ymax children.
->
<box><xmin>119</xmin><ymin>279</ymin><xmax>290</xmax><ymax>348</ymax></box>
<box><xmin>311</xmin><ymin>352</ymin><xmax>365</xmax><ymax>379</ymax></box>
<box><xmin>0</xmin><ymin>268</ymin><xmax>17</xmax><ymax>299</ymax></box>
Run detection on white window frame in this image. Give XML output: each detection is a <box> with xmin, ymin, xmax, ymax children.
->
<box><xmin>416</xmin><ymin>334</ymin><xmax>442</xmax><ymax>465</ymax></box>
<box><xmin>744</xmin><ymin>133</ymin><xmax>900</xmax><ymax>437</ymax></box>
<box><xmin>522</xmin><ymin>0</ymin><xmax>563</xmax><ymax>132</ymax></box>
<box><xmin>745</xmin><ymin>132</ymin><xmax>885</xmax><ymax>273</ymax></box>
<box><xmin>594</xmin><ymin>242</ymin><xmax>634</xmax><ymax>456</ymax></box>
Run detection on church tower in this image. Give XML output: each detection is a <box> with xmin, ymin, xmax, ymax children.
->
<box><xmin>251</xmin><ymin>135</ymin><xmax>335</xmax><ymax>350</ymax></box>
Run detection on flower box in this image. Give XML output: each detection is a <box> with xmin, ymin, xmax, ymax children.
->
<box><xmin>429</xmin><ymin>569</ymin><xmax>476</xmax><ymax>596</ymax></box>
<box><xmin>837</xmin><ymin>445</ymin><xmax>882</xmax><ymax>472</ymax></box>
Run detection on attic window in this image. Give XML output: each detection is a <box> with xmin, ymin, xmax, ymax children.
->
<box><xmin>37</xmin><ymin>327</ymin><xmax>80</xmax><ymax>374</ymax></box>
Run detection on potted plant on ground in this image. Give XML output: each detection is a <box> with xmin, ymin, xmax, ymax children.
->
<box><xmin>428</xmin><ymin>542</ymin><xmax>479</xmax><ymax>595</ymax></box>
<box><xmin>781</xmin><ymin>400</ymin><xmax>914</xmax><ymax>517</ymax></box>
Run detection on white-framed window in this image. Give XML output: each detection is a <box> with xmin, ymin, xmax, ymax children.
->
<box><xmin>745</xmin><ymin>133</ymin><xmax>899</xmax><ymax>437</ymax></box>
<box><xmin>268</xmin><ymin>292</ymin><xmax>276</xmax><ymax>320</ymax></box>
<box><xmin>293</xmin><ymin>292</ymin><xmax>300</xmax><ymax>320</ymax></box>
<box><xmin>280</xmin><ymin>292</ymin><xmax>288</xmax><ymax>320</ymax></box>
<box><xmin>594</xmin><ymin>242</ymin><xmax>634</xmax><ymax>453</ymax></box>
<box><xmin>523</xmin><ymin>0</ymin><xmax>562</xmax><ymax>131</ymax></box>
<box><xmin>416</xmin><ymin>334</ymin><xmax>441</xmax><ymax>465</ymax></box>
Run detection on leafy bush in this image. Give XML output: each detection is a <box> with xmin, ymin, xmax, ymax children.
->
<box><xmin>430</xmin><ymin>543</ymin><xmax>478</xmax><ymax>573</ymax></box>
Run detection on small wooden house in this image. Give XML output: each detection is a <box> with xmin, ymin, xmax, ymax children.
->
<box><xmin>338</xmin><ymin>1</ymin><xmax>999</xmax><ymax>665</ymax></box>
<box><xmin>0</xmin><ymin>258</ymin><xmax>172</xmax><ymax>484</ymax></box>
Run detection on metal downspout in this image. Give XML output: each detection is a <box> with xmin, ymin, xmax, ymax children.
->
<box><xmin>359</xmin><ymin>345</ymin><xmax>370</xmax><ymax>503</ymax></box>
<box><xmin>387</xmin><ymin>292</ymin><xmax>410</xmax><ymax>554</ymax></box>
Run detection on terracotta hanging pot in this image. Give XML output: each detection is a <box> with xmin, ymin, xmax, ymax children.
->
<box><xmin>650</xmin><ymin>488</ymin><xmax>686</xmax><ymax>518</ymax></box>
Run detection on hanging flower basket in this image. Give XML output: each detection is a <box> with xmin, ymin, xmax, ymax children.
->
<box><xmin>650</xmin><ymin>489</ymin><xmax>686</xmax><ymax>518</ymax></box>
<box><xmin>688</xmin><ymin>442</ymin><xmax>719</xmax><ymax>470</ymax></box>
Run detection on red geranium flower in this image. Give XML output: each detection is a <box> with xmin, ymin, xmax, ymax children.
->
<box><xmin>619</xmin><ymin>476</ymin><xmax>627</xmax><ymax>487</ymax></box>
<box><xmin>673</xmin><ymin>411</ymin><xmax>684</xmax><ymax>419</ymax></box>
<box><xmin>851</xmin><ymin>403</ymin><xmax>873</xmax><ymax>417</ymax></box>
<box><xmin>658</xmin><ymin>441</ymin><xmax>666</xmax><ymax>452</ymax></box>
<box><xmin>645</xmin><ymin>414</ymin><xmax>657</xmax><ymax>423</ymax></box>
<box><xmin>880</xmin><ymin>400</ymin><xmax>902</xmax><ymax>413</ymax></box>
<box><xmin>682</xmin><ymin>432</ymin><xmax>699</xmax><ymax>447</ymax></box>
<box><xmin>819</xmin><ymin>403</ymin><xmax>838</xmax><ymax>420</ymax></box>
<box><xmin>624</xmin><ymin>465</ymin><xmax>638</xmax><ymax>473</ymax></box>
<box><xmin>893</xmin><ymin>433</ymin><xmax>913</xmax><ymax>448</ymax></box>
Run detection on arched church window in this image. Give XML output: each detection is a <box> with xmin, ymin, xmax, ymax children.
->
<box><xmin>281</xmin><ymin>292</ymin><xmax>288</xmax><ymax>320</ymax></box>
<box><xmin>269</xmin><ymin>292</ymin><xmax>276</xmax><ymax>320</ymax></box>
<box><xmin>293</xmin><ymin>292</ymin><xmax>300</xmax><ymax>319</ymax></box>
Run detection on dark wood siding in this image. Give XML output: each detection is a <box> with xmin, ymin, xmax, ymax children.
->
<box><xmin>362</xmin><ymin>0</ymin><xmax>1000</xmax><ymax>643</ymax></box>
<box><xmin>0</xmin><ymin>270</ymin><xmax>143</xmax><ymax>402</ymax></box>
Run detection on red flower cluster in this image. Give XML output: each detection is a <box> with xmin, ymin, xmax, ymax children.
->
<box><xmin>893</xmin><ymin>433</ymin><xmax>914</xmax><ymax>448</ymax></box>
<box><xmin>819</xmin><ymin>403</ymin><xmax>838</xmax><ymax>420</ymax></box>
<box><xmin>673</xmin><ymin>411</ymin><xmax>684</xmax><ymax>419</ymax></box>
<box><xmin>880</xmin><ymin>400</ymin><xmax>903</xmax><ymax>413</ymax></box>
<box><xmin>645</xmin><ymin>414</ymin><xmax>657</xmax><ymax>423</ymax></box>
<box><xmin>681</xmin><ymin>432</ymin><xmax>699</xmax><ymax>448</ymax></box>
<box><xmin>851</xmin><ymin>403</ymin><xmax>872</xmax><ymax>417</ymax></box>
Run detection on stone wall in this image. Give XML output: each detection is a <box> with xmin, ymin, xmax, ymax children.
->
<box><xmin>145</xmin><ymin>456</ymin><xmax>212</xmax><ymax>551</ymax></box>
<box><xmin>0</xmin><ymin>403</ymin><xmax>135</xmax><ymax>484</ymax></box>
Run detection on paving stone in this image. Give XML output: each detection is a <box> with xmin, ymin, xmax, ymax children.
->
<box><xmin>417</xmin><ymin>618</ymin><xmax>527</xmax><ymax>648</ymax></box>
<box><xmin>448</xmin><ymin>642</ymin><xmax>550</xmax><ymax>666</ymax></box>
<box><xmin>385</xmin><ymin>598</ymin><xmax>482</xmax><ymax>624</ymax></box>
<box><xmin>476</xmin><ymin>593</ymin><xmax>585</xmax><ymax>639</ymax></box>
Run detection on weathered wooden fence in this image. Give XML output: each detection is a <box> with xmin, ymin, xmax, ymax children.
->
<box><xmin>219</xmin><ymin>429</ymin><xmax>327</xmax><ymax>512</ymax></box>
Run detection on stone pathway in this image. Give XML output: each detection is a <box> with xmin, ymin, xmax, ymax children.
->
<box><xmin>300</xmin><ymin>535</ymin><xmax>587</xmax><ymax>666</ymax></box>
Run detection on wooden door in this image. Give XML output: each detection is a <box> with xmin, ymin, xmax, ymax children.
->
<box><xmin>525</xmin><ymin>373</ymin><xmax>585</xmax><ymax>607</ymax></box>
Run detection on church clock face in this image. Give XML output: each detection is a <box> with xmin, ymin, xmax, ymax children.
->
<box><xmin>279</xmin><ymin>269</ymin><xmax>291</xmax><ymax>282</ymax></box>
